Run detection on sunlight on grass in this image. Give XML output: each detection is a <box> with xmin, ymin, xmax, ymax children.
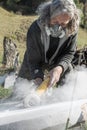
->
<box><xmin>0</xmin><ymin>86</ymin><xmax>12</xmax><ymax>99</ymax></box>
<box><xmin>0</xmin><ymin>7</ymin><xmax>37</xmax><ymax>63</ymax></box>
<box><xmin>77</xmin><ymin>28</ymin><xmax>87</xmax><ymax>49</ymax></box>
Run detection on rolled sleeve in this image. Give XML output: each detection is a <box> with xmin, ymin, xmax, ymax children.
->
<box><xmin>58</xmin><ymin>33</ymin><xmax>77</xmax><ymax>74</ymax></box>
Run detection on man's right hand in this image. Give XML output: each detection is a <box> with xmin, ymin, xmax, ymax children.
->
<box><xmin>48</xmin><ymin>66</ymin><xmax>63</xmax><ymax>87</ymax></box>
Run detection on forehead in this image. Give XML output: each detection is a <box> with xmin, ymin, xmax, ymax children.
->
<box><xmin>51</xmin><ymin>13</ymin><xmax>71</xmax><ymax>21</ymax></box>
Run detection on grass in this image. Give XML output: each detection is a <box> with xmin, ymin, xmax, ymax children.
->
<box><xmin>77</xmin><ymin>28</ymin><xmax>87</xmax><ymax>49</ymax></box>
<box><xmin>0</xmin><ymin>7</ymin><xmax>37</xmax><ymax>63</ymax></box>
<box><xmin>0</xmin><ymin>86</ymin><xmax>12</xmax><ymax>99</ymax></box>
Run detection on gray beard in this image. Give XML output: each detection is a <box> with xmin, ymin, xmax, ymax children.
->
<box><xmin>45</xmin><ymin>24</ymin><xmax>66</xmax><ymax>38</ymax></box>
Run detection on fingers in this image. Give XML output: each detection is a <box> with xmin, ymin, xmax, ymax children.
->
<box><xmin>49</xmin><ymin>75</ymin><xmax>60</xmax><ymax>87</ymax></box>
<box><xmin>34</xmin><ymin>78</ymin><xmax>43</xmax><ymax>86</ymax></box>
<box><xmin>47</xmin><ymin>68</ymin><xmax>61</xmax><ymax>87</ymax></box>
<box><xmin>48</xmin><ymin>78</ymin><xmax>56</xmax><ymax>88</ymax></box>
<box><xmin>48</xmin><ymin>72</ymin><xmax>55</xmax><ymax>87</ymax></box>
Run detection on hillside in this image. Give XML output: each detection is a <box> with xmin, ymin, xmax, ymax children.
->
<box><xmin>0</xmin><ymin>7</ymin><xmax>87</xmax><ymax>63</ymax></box>
<box><xmin>0</xmin><ymin>7</ymin><xmax>37</xmax><ymax>63</ymax></box>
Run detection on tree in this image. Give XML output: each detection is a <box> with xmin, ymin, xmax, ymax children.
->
<box><xmin>79</xmin><ymin>0</ymin><xmax>87</xmax><ymax>4</ymax></box>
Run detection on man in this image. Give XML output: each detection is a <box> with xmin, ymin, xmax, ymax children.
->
<box><xmin>18</xmin><ymin>0</ymin><xmax>80</xmax><ymax>87</ymax></box>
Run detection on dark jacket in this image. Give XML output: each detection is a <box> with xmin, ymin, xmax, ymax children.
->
<box><xmin>18</xmin><ymin>20</ymin><xmax>77</xmax><ymax>80</ymax></box>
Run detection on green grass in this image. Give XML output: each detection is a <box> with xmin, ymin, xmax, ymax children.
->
<box><xmin>0</xmin><ymin>86</ymin><xmax>12</xmax><ymax>99</ymax></box>
<box><xmin>0</xmin><ymin>7</ymin><xmax>37</xmax><ymax>63</ymax></box>
<box><xmin>77</xmin><ymin>28</ymin><xmax>87</xmax><ymax>49</ymax></box>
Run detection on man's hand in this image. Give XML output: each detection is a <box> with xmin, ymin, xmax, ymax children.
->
<box><xmin>34</xmin><ymin>78</ymin><xmax>43</xmax><ymax>86</ymax></box>
<box><xmin>48</xmin><ymin>66</ymin><xmax>63</xmax><ymax>87</ymax></box>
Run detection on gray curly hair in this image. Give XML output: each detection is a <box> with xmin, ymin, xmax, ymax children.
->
<box><xmin>36</xmin><ymin>0</ymin><xmax>80</xmax><ymax>36</ymax></box>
